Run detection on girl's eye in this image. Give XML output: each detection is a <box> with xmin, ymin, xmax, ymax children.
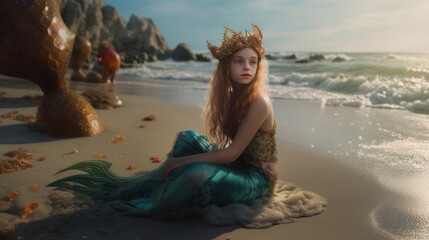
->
<box><xmin>232</xmin><ymin>58</ymin><xmax>257</xmax><ymax>65</ymax></box>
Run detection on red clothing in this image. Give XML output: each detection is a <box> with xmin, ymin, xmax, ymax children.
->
<box><xmin>97</xmin><ymin>48</ymin><xmax>121</xmax><ymax>70</ymax></box>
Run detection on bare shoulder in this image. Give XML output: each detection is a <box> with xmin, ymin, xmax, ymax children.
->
<box><xmin>251</xmin><ymin>92</ymin><xmax>272</xmax><ymax>110</ymax></box>
<box><xmin>251</xmin><ymin>92</ymin><xmax>274</xmax><ymax>131</ymax></box>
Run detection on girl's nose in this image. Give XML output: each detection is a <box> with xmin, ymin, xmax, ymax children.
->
<box><xmin>243</xmin><ymin>63</ymin><xmax>250</xmax><ymax>70</ymax></box>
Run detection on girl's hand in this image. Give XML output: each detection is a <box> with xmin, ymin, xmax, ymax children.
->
<box><xmin>162</xmin><ymin>158</ymin><xmax>180</xmax><ymax>180</ymax></box>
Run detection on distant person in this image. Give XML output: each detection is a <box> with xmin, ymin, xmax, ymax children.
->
<box><xmin>96</xmin><ymin>42</ymin><xmax>121</xmax><ymax>83</ymax></box>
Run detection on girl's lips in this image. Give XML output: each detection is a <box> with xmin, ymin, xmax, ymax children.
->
<box><xmin>241</xmin><ymin>74</ymin><xmax>252</xmax><ymax>77</ymax></box>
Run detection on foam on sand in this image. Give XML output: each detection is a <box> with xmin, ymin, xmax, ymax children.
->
<box><xmin>198</xmin><ymin>180</ymin><xmax>327</xmax><ymax>228</ymax></box>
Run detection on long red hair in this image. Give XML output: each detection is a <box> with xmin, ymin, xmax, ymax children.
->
<box><xmin>204</xmin><ymin>47</ymin><xmax>268</xmax><ymax>147</ymax></box>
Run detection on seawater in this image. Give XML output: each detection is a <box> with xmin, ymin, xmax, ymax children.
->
<box><xmin>120</xmin><ymin>52</ymin><xmax>429</xmax><ymax>114</ymax></box>
<box><xmin>114</xmin><ymin>52</ymin><xmax>429</xmax><ymax>175</ymax></box>
<box><xmin>110</xmin><ymin>52</ymin><xmax>429</xmax><ymax>239</ymax></box>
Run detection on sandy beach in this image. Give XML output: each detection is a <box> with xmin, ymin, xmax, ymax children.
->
<box><xmin>0</xmin><ymin>76</ymin><xmax>393</xmax><ymax>240</ymax></box>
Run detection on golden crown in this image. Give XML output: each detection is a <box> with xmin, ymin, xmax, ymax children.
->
<box><xmin>207</xmin><ymin>24</ymin><xmax>265</xmax><ymax>61</ymax></box>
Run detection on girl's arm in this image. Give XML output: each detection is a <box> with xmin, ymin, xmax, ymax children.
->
<box><xmin>162</xmin><ymin>95</ymin><xmax>272</xmax><ymax>178</ymax></box>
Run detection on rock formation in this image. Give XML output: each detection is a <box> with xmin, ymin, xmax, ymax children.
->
<box><xmin>172</xmin><ymin>43</ymin><xmax>196</xmax><ymax>61</ymax></box>
<box><xmin>57</xmin><ymin>0</ymin><xmax>202</xmax><ymax>64</ymax></box>
<box><xmin>124</xmin><ymin>15</ymin><xmax>171</xmax><ymax>60</ymax></box>
<box><xmin>0</xmin><ymin>0</ymin><xmax>104</xmax><ymax>138</ymax></box>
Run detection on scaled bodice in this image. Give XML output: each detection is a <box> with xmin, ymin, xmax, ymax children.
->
<box><xmin>236</xmin><ymin>124</ymin><xmax>278</xmax><ymax>194</ymax></box>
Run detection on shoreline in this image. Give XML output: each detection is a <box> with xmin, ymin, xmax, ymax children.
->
<box><xmin>0</xmin><ymin>76</ymin><xmax>393</xmax><ymax>239</ymax></box>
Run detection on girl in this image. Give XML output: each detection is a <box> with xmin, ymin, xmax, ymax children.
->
<box><xmin>49</xmin><ymin>24</ymin><xmax>278</xmax><ymax>219</ymax></box>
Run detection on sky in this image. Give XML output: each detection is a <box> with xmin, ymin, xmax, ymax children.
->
<box><xmin>104</xmin><ymin>0</ymin><xmax>429</xmax><ymax>53</ymax></box>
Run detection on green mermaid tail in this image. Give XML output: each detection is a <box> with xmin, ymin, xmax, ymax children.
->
<box><xmin>48</xmin><ymin>130</ymin><xmax>270</xmax><ymax>219</ymax></box>
<box><xmin>48</xmin><ymin>160</ymin><xmax>123</xmax><ymax>201</ymax></box>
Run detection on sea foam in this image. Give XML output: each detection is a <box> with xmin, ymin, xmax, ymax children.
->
<box><xmin>198</xmin><ymin>180</ymin><xmax>327</xmax><ymax>228</ymax></box>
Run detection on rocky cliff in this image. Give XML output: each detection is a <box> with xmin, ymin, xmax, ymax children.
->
<box><xmin>57</xmin><ymin>0</ymin><xmax>202</xmax><ymax>64</ymax></box>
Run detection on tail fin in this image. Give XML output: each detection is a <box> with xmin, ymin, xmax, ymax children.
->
<box><xmin>48</xmin><ymin>160</ymin><xmax>123</xmax><ymax>202</ymax></box>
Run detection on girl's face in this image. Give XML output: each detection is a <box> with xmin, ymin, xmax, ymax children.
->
<box><xmin>229</xmin><ymin>47</ymin><xmax>258</xmax><ymax>85</ymax></box>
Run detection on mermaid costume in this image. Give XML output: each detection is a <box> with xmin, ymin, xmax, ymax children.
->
<box><xmin>48</xmin><ymin>127</ymin><xmax>278</xmax><ymax>219</ymax></box>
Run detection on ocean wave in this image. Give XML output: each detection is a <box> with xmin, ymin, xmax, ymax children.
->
<box><xmin>115</xmin><ymin>53</ymin><xmax>429</xmax><ymax>115</ymax></box>
<box><xmin>347</xmin><ymin>64</ymin><xmax>429</xmax><ymax>79</ymax></box>
<box><xmin>118</xmin><ymin>62</ymin><xmax>212</xmax><ymax>83</ymax></box>
<box><xmin>273</xmin><ymin>71</ymin><xmax>429</xmax><ymax>111</ymax></box>
<box><xmin>386</xmin><ymin>53</ymin><xmax>429</xmax><ymax>63</ymax></box>
<box><xmin>294</xmin><ymin>54</ymin><xmax>351</xmax><ymax>63</ymax></box>
<box><xmin>405</xmin><ymin>100</ymin><xmax>429</xmax><ymax>114</ymax></box>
